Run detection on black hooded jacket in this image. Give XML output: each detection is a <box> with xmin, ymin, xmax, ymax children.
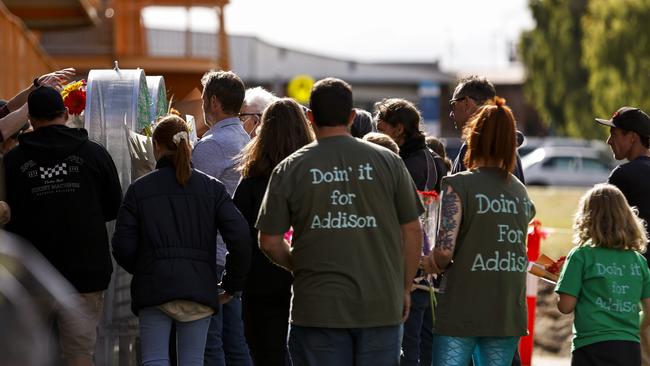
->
<box><xmin>4</xmin><ymin>125</ymin><xmax>122</xmax><ymax>293</ymax></box>
<box><xmin>112</xmin><ymin>157</ymin><xmax>251</xmax><ymax>314</ymax></box>
<box><xmin>399</xmin><ymin>135</ymin><xmax>446</xmax><ymax>192</ymax></box>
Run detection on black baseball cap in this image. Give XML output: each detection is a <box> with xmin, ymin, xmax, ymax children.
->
<box><xmin>28</xmin><ymin>86</ymin><xmax>66</xmax><ymax>120</ymax></box>
<box><xmin>595</xmin><ymin>106</ymin><xmax>650</xmax><ymax>137</ymax></box>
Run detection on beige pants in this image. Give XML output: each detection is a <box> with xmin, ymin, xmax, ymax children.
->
<box><xmin>48</xmin><ymin>291</ymin><xmax>104</xmax><ymax>360</ymax></box>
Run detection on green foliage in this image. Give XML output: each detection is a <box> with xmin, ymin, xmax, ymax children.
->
<box><xmin>520</xmin><ymin>0</ymin><xmax>598</xmax><ymax>138</ymax></box>
<box><xmin>521</xmin><ymin>0</ymin><xmax>650</xmax><ymax>138</ymax></box>
<box><xmin>582</xmin><ymin>0</ymin><xmax>650</xmax><ymax>119</ymax></box>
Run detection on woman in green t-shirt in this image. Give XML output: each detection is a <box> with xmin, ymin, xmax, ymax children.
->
<box><xmin>423</xmin><ymin>98</ymin><xmax>535</xmax><ymax>365</ymax></box>
<box><xmin>556</xmin><ymin>184</ymin><xmax>650</xmax><ymax>366</ymax></box>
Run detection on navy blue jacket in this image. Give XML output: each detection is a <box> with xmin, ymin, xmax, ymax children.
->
<box><xmin>112</xmin><ymin>157</ymin><xmax>251</xmax><ymax>314</ymax></box>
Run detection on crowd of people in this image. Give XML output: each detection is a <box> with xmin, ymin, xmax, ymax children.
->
<box><xmin>1</xmin><ymin>66</ymin><xmax>650</xmax><ymax>366</ymax></box>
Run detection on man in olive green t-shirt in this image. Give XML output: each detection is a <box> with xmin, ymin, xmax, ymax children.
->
<box><xmin>256</xmin><ymin>78</ymin><xmax>424</xmax><ymax>366</ymax></box>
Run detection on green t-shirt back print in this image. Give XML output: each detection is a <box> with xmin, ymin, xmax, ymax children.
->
<box><xmin>308</xmin><ymin>162</ymin><xmax>378</xmax><ymax>229</ymax></box>
<box><xmin>556</xmin><ymin>245</ymin><xmax>650</xmax><ymax>350</ymax></box>
<box><xmin>434</xmin><ymin>168</ymin><xmax>535</xmax><ymax>337</ymax></box>
<box><xmin>256</xmin><ymin>135</ymin><xmax>424</xmax><ymax>328</ymax></box>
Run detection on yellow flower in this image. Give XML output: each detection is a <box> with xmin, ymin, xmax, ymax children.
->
<box><xmin>61</xmin><ymin>80</ymin><xmax>85</xmax><ymax>100</ymax></box>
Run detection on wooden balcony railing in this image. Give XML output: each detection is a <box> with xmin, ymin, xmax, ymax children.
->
<box><xmin>0</xmin><ymin>1</ymin><xmax>58</xmax><ymax>99</ymax></box>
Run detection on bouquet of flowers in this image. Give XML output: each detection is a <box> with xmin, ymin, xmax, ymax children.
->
<box><xmin>418</xmin><ymin>190</ymin><xmax>440</xmax><ymax>255</ymax></box>
<box><xmin>125</xmin><ymin>123</ymin><xmax>156</xmax><ymax>180</ymax></box>
<box><xmin>528</xmin><ymin>254</ymin><xmax>567</xmax><ymax>283</ymax></box>
<box><xmin>61</xmin><ymin>80</ymin><xmax>86</xmax><ymax>128</ymax></box>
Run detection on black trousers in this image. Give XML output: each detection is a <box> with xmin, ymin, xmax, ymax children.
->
<box><xmin>242</xmin><ymin>293</ymin><xmax>292</xmax><ymax>366</ymax></box>
<box><xmin>572</xmin><ymin>340</ymin><xmax>640</xmax><ymax>366</ymax></box>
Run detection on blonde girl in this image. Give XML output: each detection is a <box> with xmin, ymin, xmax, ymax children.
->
<box><xmin>556</xmin><ymin>183</ymin><xmax>650</xmax><ymax>366</ymax></box>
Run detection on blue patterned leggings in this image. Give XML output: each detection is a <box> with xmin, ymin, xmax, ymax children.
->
<box><xmin>432</xmin><ymin>335</ymin><xmax>519</xmax><ymax>366</ymax></box>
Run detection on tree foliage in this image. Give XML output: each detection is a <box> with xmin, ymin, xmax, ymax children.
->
<box><xmin>520</xmin><ymin>0</ymin><xmax>650</xmax><ymax>138</ymax></box>
<box><xmin>520</xmin><ymin>0</ymin><xmax>594</xmax><ymax>138</ymax></box>
<box><xmin>582</xmin><ymin>0</ymin><xmax>650</xmax><ymax>120</ymax></box>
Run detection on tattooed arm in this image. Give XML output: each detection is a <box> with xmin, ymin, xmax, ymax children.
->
<box><xmin>424</xmin><ymin>184</ymin><xmax>462</xmax><ymax>272</ymax></box>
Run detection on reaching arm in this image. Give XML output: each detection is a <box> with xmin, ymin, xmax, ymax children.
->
<box><xmin>0</xmin><ymin>105</ymin><xmax>28</xmax><ymax>143</ymax></box>
<box><xmin>259</xmin><ymin>232</ymin><xmax>293</xmax><ymax>272</ymax></box>
<box><xmin>5</xmin><ymin>68</ymin><xmax>75</xmax><ymax>112</ymax></box>
<box><xmin>433</xmin><ymin>184</ymin><xmax>462</xmax><ymax>270</ymax></box>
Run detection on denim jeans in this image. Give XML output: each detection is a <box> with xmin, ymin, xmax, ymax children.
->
<box><xmin>204</xmin><ymin>266</ymin><xmax>252</xmax><ymax>366</ymax></box>
<box><xmin>401</xmin><ymin>290</ymin><xmax>433</xmax><ymax>366</ymax></box>
<box><xmin>139</xmin><ymin>307</ymin><xmax>211</xmax><ymax>366</ymax></box>
<box><xmin>289</xmin><ymin>325</ymin><xmax>401</xmax><ymax>366</ymax></box>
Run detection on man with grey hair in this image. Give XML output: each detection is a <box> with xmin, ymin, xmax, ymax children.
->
<box><xmin>449</xmin><ymin>75</ymin><xmax>525</xmax><ymax>184</ymax></box>
<box><xmin>240</xmin><ymin>87</ymin><xmax>276</xmax><ymax>138</ymax></box>
<box><xmin>192</xmin><ymin>70</ymin><xmax>253</xmax><ymax>366</ymax></box>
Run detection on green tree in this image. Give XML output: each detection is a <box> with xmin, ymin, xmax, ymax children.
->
<box><xmin>519</xmin><ymin>0</ymin><xmax>596</xmax><ymax>137</ymax></box>
<box><xmin>582</xmin><ymin>0</ymin><xmax>650</xmax><ymax>119</ymax></box>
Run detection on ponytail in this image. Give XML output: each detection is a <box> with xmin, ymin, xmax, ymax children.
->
<box><xmin>172</xmin><ymin>131</ymin><xmax>192</xmax><ymax>186</ymax></box>
<box><xmin>152</xmin><ymin>115</ymin><xmax>193</xmax><ymax>186</ymax></box>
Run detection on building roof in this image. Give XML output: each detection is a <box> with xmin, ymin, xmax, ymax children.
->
<box><xmin>40</xmin><ymin>24</ymin><xmax>454</xmax><ymax>84</ymax></box>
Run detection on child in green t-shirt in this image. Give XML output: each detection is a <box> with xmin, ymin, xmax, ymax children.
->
<box><xmin>556</xmin><ymin>184</ymin><xmax>650</xmax><ymax>366</ymax></box>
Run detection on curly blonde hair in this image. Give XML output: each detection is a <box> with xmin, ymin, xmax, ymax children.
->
<box><xmin>573</xmin><ymin>184</ymin><xmax>647</xmax><ymax>252</ymax></box>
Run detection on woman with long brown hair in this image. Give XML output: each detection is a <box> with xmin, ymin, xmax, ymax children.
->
<box><xmin>112</xmin><ymin>115</ymin><xmax>251</xmax><ymax>366</ymax></box>
<box><xmin>423</xmin><ymin>98</ymin><xmax>536</xmax><ymax>365</ymax></box>
<box><xmin>233</xmin><ymin>98</ymin><xmax>314</xmax><ymax>366</ymax></box>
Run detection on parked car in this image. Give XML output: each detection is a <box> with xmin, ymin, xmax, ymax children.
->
<box><xmin>521</xmin><ymin>146</ymin><xmax>615</xmax><ymax>186</ymax></box>
<box><xmin>519</xmin><ymin>137</ymin><xmax>612</xmax><ymax>159</ymax></box>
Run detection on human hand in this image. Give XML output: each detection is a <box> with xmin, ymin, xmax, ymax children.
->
<box><xmin>0</xmin><ymin>201</ymin><xmax>10</xmax><ymax>226</ymax></box>
<box><xmin>218</xmin><ymin>293</ymin><xmax>233</xmax><ymax>305</ymax></box>
<box><xmin>38</xmin><ymin>68</ymin><xmax>76</xmax><ymax>89</ymax></box>
<box><xmin>402</xmin><ymin>290</ymin><xmax>411</xmax><ymax>322</ymax></box>
<box><xmin>422</xmin><ymin>254</ymin><xmax>441</xmax><ymax>274</ymax></box>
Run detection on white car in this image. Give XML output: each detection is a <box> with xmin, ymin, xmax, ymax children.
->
<box><xmin>522</xmin><ymin>146</ymin><xmax>615</xmax><ymax>187</ymax></box>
